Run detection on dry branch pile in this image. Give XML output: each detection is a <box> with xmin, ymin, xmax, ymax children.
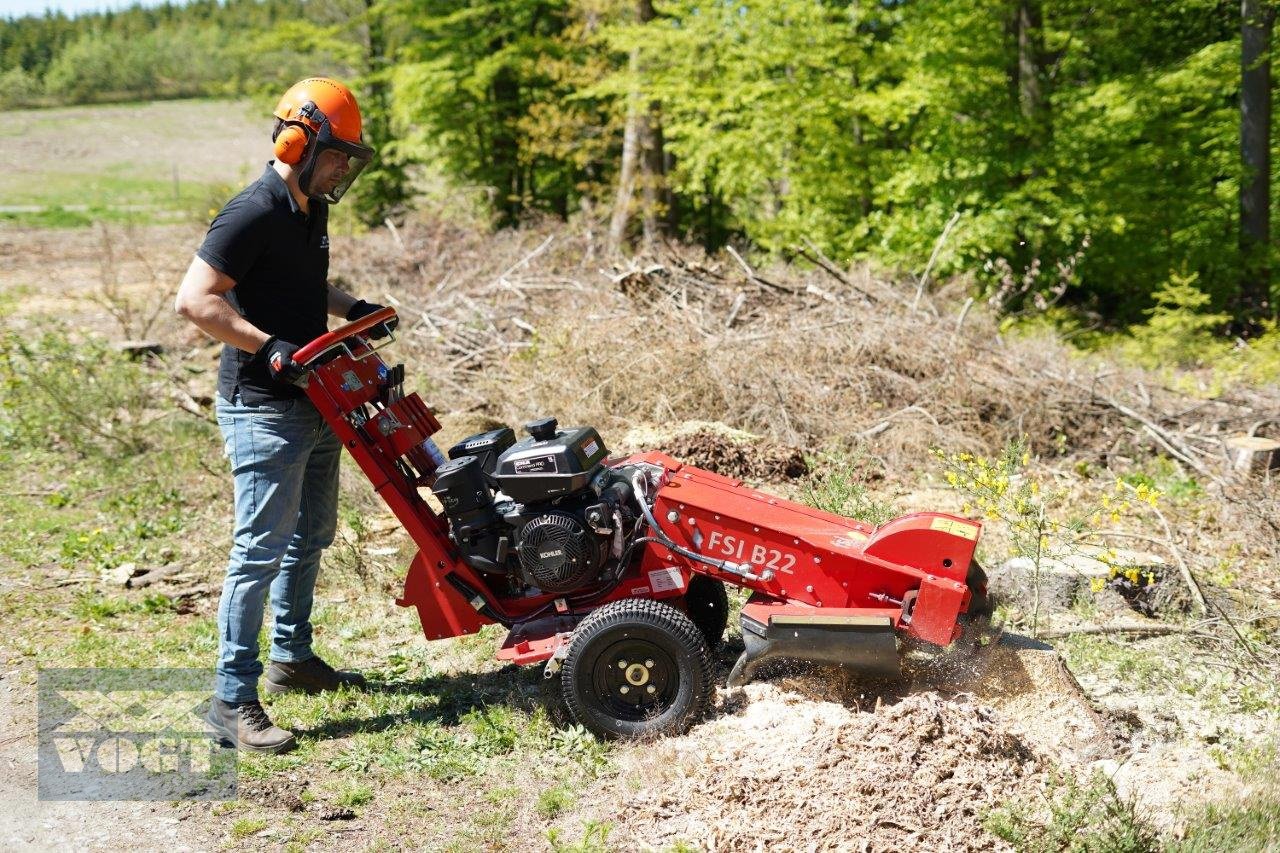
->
<box><xmin>326</xmin><ymin>219</ymin><xmax>1280</xmax><ymax>591</ymax></box>
<box><xmin>333</xmin><ymin>220</ymin><xmax>1278</xmax><ymax>480</ymax></box>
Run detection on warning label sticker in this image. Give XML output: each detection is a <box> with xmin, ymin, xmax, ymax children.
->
<box><xmin>930</xmin><ymin>517</ymin><xmax>979</xmax><ymax>540</ymax></box>
<box><xmin>647</xmin><ymin>567</ymin><xmax>684</xmax><ymax>593</ymax></box>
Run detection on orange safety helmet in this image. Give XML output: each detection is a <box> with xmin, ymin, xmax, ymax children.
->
<box><xmin>271</xmin><ymin>77</ymin><xmax>374</xmax><ymax>204</ymax></box>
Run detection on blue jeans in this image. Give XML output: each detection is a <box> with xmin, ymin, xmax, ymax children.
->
<box><xmin>214</xmin><ymin>393</ymin><xmax>341</xmax><ymax>703</ymax></box>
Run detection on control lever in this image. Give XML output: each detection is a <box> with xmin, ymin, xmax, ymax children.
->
<box><xmin>378</xmin><ymin>363</ymin><xmax>406</xmax><ymax>405</ymax></box>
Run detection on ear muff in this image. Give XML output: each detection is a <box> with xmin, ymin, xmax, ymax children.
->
<box><xmin>273</xmin><ymin>123</ymin><xmax>312</xmax><ymax>165</ymax></box>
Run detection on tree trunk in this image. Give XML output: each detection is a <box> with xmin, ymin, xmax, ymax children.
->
<box><xmin>1008</xmin><ymin>0</ymin><xmax>1051</xmax><ymax>284</ymax></box>
<box><xmin>607</xmin><ymin>60</ymin><xmax>642</xmax><ymax>251</ymax></box>
<box><xmin>1016</xmin><ymin>0</ymin><xmax>1047</xmax><ymax>123</ymax></box>
<box><xmin>1239</xmin><ymin>0</ymin><xmax>1274</xmax><ymax>334</ymax></box>
<box><xmin>491</xmin><ymin>62</ymin><xmax>523</xmax><ymax>227</ymax></box>
<box><xmin>352</xmin><ymin>0</ymin><xmax>408</xmax><ymax>225</ymax></box>
<box><xmin>639</xmin><ymin>107</ymin><xmax>672</xmax><ymax>243</ymax></box>
<box><xmin>609</xmin><ymin>0</ymin><xmax>672</xmax><ymax>251</ymax></box>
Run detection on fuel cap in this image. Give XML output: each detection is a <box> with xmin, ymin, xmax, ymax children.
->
<box><xmin>526</xmin><ymin>417</ymin><xmax>558</xmax><ymax>441</ymax></box>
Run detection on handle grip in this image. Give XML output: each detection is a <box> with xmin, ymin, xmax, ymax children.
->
<box><xmin>293</xmin><ymin>306</ymin><xmax>398</xmax><ymax>366</ymax></box>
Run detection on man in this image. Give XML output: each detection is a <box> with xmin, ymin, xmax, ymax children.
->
<box><xmin>175</xmin><ymin>77</ymin><xmax>394</xmax><ymax>754</ymax></box>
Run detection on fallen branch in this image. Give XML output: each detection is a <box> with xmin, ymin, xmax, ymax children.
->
<box><xmin>912</xmin><ymin>210</ymin><xmax>961</xmax><ymax>311</ymax></box>
<box><xmin>495</xmin><ymin>234</ymin><xmax>555</xmax><ymax>284</ymax></box>
<box><xmin>856</xmin><ymin>404</ymin><xmax>941</xmax><ymax>438</ymax></box>
<box><xmin>1079</xmin><ymin>387</ymin><xmax>1225</xmax><ymax>483</ymax></box>
<box><xmin>725</xmin><ymin>292</ymin><xmax>746</xmax><ymax>329</ymax></box>
<box><xmin>1149</xmin><ymin>505</ymin><xmax>1209</xmax><ymax>617</ymax></box>
<box><xmin>384</xmin><ymin>217</ymin><xmax>406</xmax><ymax>253</ymax></box>
<box><xmin>1038</xmin><ymin>623</ymin><xmax>1193</xmax><ymax>640</ymax></box>
<box><xmin>725</xmin><ymin>245</ymin><xmax>799</xmax><ymax>295</ymax></box>
<box><xmin>952</xmin><ymin>296</ymin><xmax>975</xmax><ymax>344</ymax></box>
<box><xmin>126</xmin><ymin>563</ymin><xmax>183</xmax><ymax>589</ymax></box>
<box><xmin>1141</xmin><ymin>423</ymin><xmax>1204</xmax><ymax>477</ymax></box>
<box><xmin>796</xmin><ymin>238</ymin><xmax>879</xmax><ymax>303</ymax></box>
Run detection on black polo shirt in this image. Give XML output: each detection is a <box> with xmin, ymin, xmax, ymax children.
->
<box><xmin>197</xmin><ymin>163</ymin><xmax>330</xmax><ymax>403</ymax></box>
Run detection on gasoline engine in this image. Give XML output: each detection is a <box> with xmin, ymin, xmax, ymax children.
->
<box><xmin>431</xmin><ymin>417</ymin><xmax>646</xmax><ymax>598</ymax></box>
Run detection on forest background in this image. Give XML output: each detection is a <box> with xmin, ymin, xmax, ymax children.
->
<box><xmin>3</xmin><ymin>0</ymin><xmax>1280</xmax><ymax>353</ymax></box>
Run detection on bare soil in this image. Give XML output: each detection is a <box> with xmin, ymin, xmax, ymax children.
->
<box><xmin>0</xmin><ymin>662</ymin><xmax>216</xmax><ymax>851</ymax></box>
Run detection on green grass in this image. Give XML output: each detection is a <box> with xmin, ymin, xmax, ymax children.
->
<box><xmin>229</xmin><ymin>816</ymin><xmax>267</xmax><ymax>839</ymax></box>
<box><xmin>0</xmin><ymin>323</ymin><xmax>612</xmax><ymax>847</ymax></box>
<box><xmin>1058</xmin><ymin>632</ymin><xmax>1280</xmax><ymax>718</ymax></box>
<box><xmin>984</xmin><ymin>772</ymin><xmax>1157</xmax><ymax>852</ymax></box>
<box><xmin>0</xmin><ymin>98</ymin><xmax>261</xmax><ymax>227</ymax></box>
<box><xmin>536</xmin><ymin>784</ymin><xmax>576</xmax><ymax>819</ymax></box>
<box><xmin>333</xmin><ymin>780</ymin><xmax>373</xmax><ymax>809</ymax></box>
<box><xmin>1175</xmin><ymin>794</ymin><xmax>1280</xmax><ymax>851</ymax></box>
<box><xmin>547</xmin><ymin>820</ymin><xmax>613</xmax><ymax>853</ymax></box>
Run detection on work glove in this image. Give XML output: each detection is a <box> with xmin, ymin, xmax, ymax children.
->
<box><xmin>258</xmin><ymin>336</ymin><xmax>305</xmax><ymax>384</ymax></box>
<box><xmin>346</xmin><ymin>299</ymin><xmax>398</xmax><ymax>340</ymax></box>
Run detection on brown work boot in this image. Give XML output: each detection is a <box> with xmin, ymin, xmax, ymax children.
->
<box><xmin>205</xmin><ymin>697</ymin><xmax>296</xmax><ymax>754</ymax></box>
<box><xmin>264</xmin><ymin>655</ymin><xmax>367</xmax><ymax>695</ymax></box>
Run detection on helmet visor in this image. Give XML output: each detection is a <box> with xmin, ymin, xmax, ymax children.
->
<box><xmin>311</xmin><ymin>124</ymin><xmax>375</xmax><ymax>204</ymax></box>
<box><xmin>318</xmin><ymin>147</ymin><xmax>372</xmax><ymax>204</ymax></box>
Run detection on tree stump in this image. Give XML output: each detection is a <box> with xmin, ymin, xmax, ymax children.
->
<box><xmin>1225</xmin><ymin>435</ymin><xmax>1280</xmax><ymax>476</ymax></box>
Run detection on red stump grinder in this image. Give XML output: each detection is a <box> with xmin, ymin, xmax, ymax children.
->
<box><xmin>293</xmin><ymin>309</ymin><xmax>990</xmax><ymax>738</ymax></box>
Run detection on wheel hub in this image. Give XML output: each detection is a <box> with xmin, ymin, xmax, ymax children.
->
<box><xmin>623</xmin><ymin>662</ymin><xmax>650</xmax><ymax>686</ymax></box>
<box><xmin>593</xmin><ymin>641</ymin><xmax>676</xmax><ymax>720</ymax></box>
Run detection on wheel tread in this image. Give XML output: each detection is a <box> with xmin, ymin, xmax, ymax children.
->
<box><xmin>561</xmin><ymin>597</ymin><xmax>713</xmax><ymax>739</ymax></box>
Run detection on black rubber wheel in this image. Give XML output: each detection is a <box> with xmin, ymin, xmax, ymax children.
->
<box><xmin>561</xmin><ymin>598</ymin><xmax>713</xmax><ymax>740</ymax></box>
<box><xmin>683</xmin><ymin>575</ymin><xmax>729</xmax><ymax>651</ymax></box>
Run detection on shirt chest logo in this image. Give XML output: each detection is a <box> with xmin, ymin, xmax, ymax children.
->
<box><xmin>319</xmin><ymin>235</ymin><xmax>330</xmax><ymax>250</ymax></box>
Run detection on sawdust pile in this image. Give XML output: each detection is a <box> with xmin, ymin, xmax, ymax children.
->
<box><xmin>568</xmin><ymin>684</ymin><xmax>1048</xmax><ymax>852</ymax></box>
<box><xmin>658</xmin><ymin>429</ymin><xmax>808</xmax><ymax>482</ymax></box>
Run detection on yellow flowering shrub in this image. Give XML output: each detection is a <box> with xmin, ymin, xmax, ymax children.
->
<box><xmin>933</xmin><ymin>438</ymin><xmax>1162</xmax><ymax>631</ymax></box>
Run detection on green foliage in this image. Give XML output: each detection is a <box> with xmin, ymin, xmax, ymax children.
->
<box><xmin>0</xmin><ymin>328</ymin><xmax>164</xmax><ymax>457</ymax></box>
<box><xmin>1119</xmin><ymin>458</ymin><xmax>1202</xmax><ymax>504</ymax></box>
<box><xmin>800</xmin><ymin>451</ymin><xmax>895</xmax><ymax>526</ymax></box>
<box><xmin>1125</xmin><ymin>273</ymin><xmax>1232</xmax><ymax>368</ymax></box>
<box><xmin>1091</xmin><ymin>282</ymin><xmax>1280</xmax><ymax>391</ymax></box>
<box><xmin>984</xmin><ymin>772</ymin><xmax>1158</xmax><ymax>852</ymax></box>
<box><xmin>5</xmin><ymin>0</ymin><xmax>1277</xmax><ymax>325</ymax></box>
<box><xmin>388</xmin><ymin>0</ymin><xmax>605</xmax><ymax>225</ymax></box>
<box><xmin>634</xmin><ymin>0</ymin><xmax>894</xmax><ymax>252</ymax></box>
<box><xmin>935</xmin><ymin>438</ymin><xmax>1159</xmax><ymax>633</ymax></box>
<box><xmin>0</xmin><ymin>64</ymin><xmax>42</xmax><ymax>108</ymax></box>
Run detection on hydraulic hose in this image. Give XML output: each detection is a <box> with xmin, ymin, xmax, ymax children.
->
<box><xmin>628</xmin><ymin>471</ymin><xmax>773</xmax><ymax>582</ymax></box>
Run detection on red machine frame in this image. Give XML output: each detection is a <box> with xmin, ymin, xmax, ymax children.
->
<box><xmin>295</xmin><ymin>309</ymin><xmax>985</xmax><ymax>688</ymax></box>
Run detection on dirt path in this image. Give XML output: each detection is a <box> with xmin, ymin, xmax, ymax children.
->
<box><xmin>0</xmin><ymin>657</ymin><xmax>217</xmax><ymax>851</ymax></box>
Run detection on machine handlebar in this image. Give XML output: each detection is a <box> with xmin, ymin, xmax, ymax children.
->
<box><xmin>293</xmin><ymin>306</ymin><xmax>399</xmax><ymax>366</ymax></box>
